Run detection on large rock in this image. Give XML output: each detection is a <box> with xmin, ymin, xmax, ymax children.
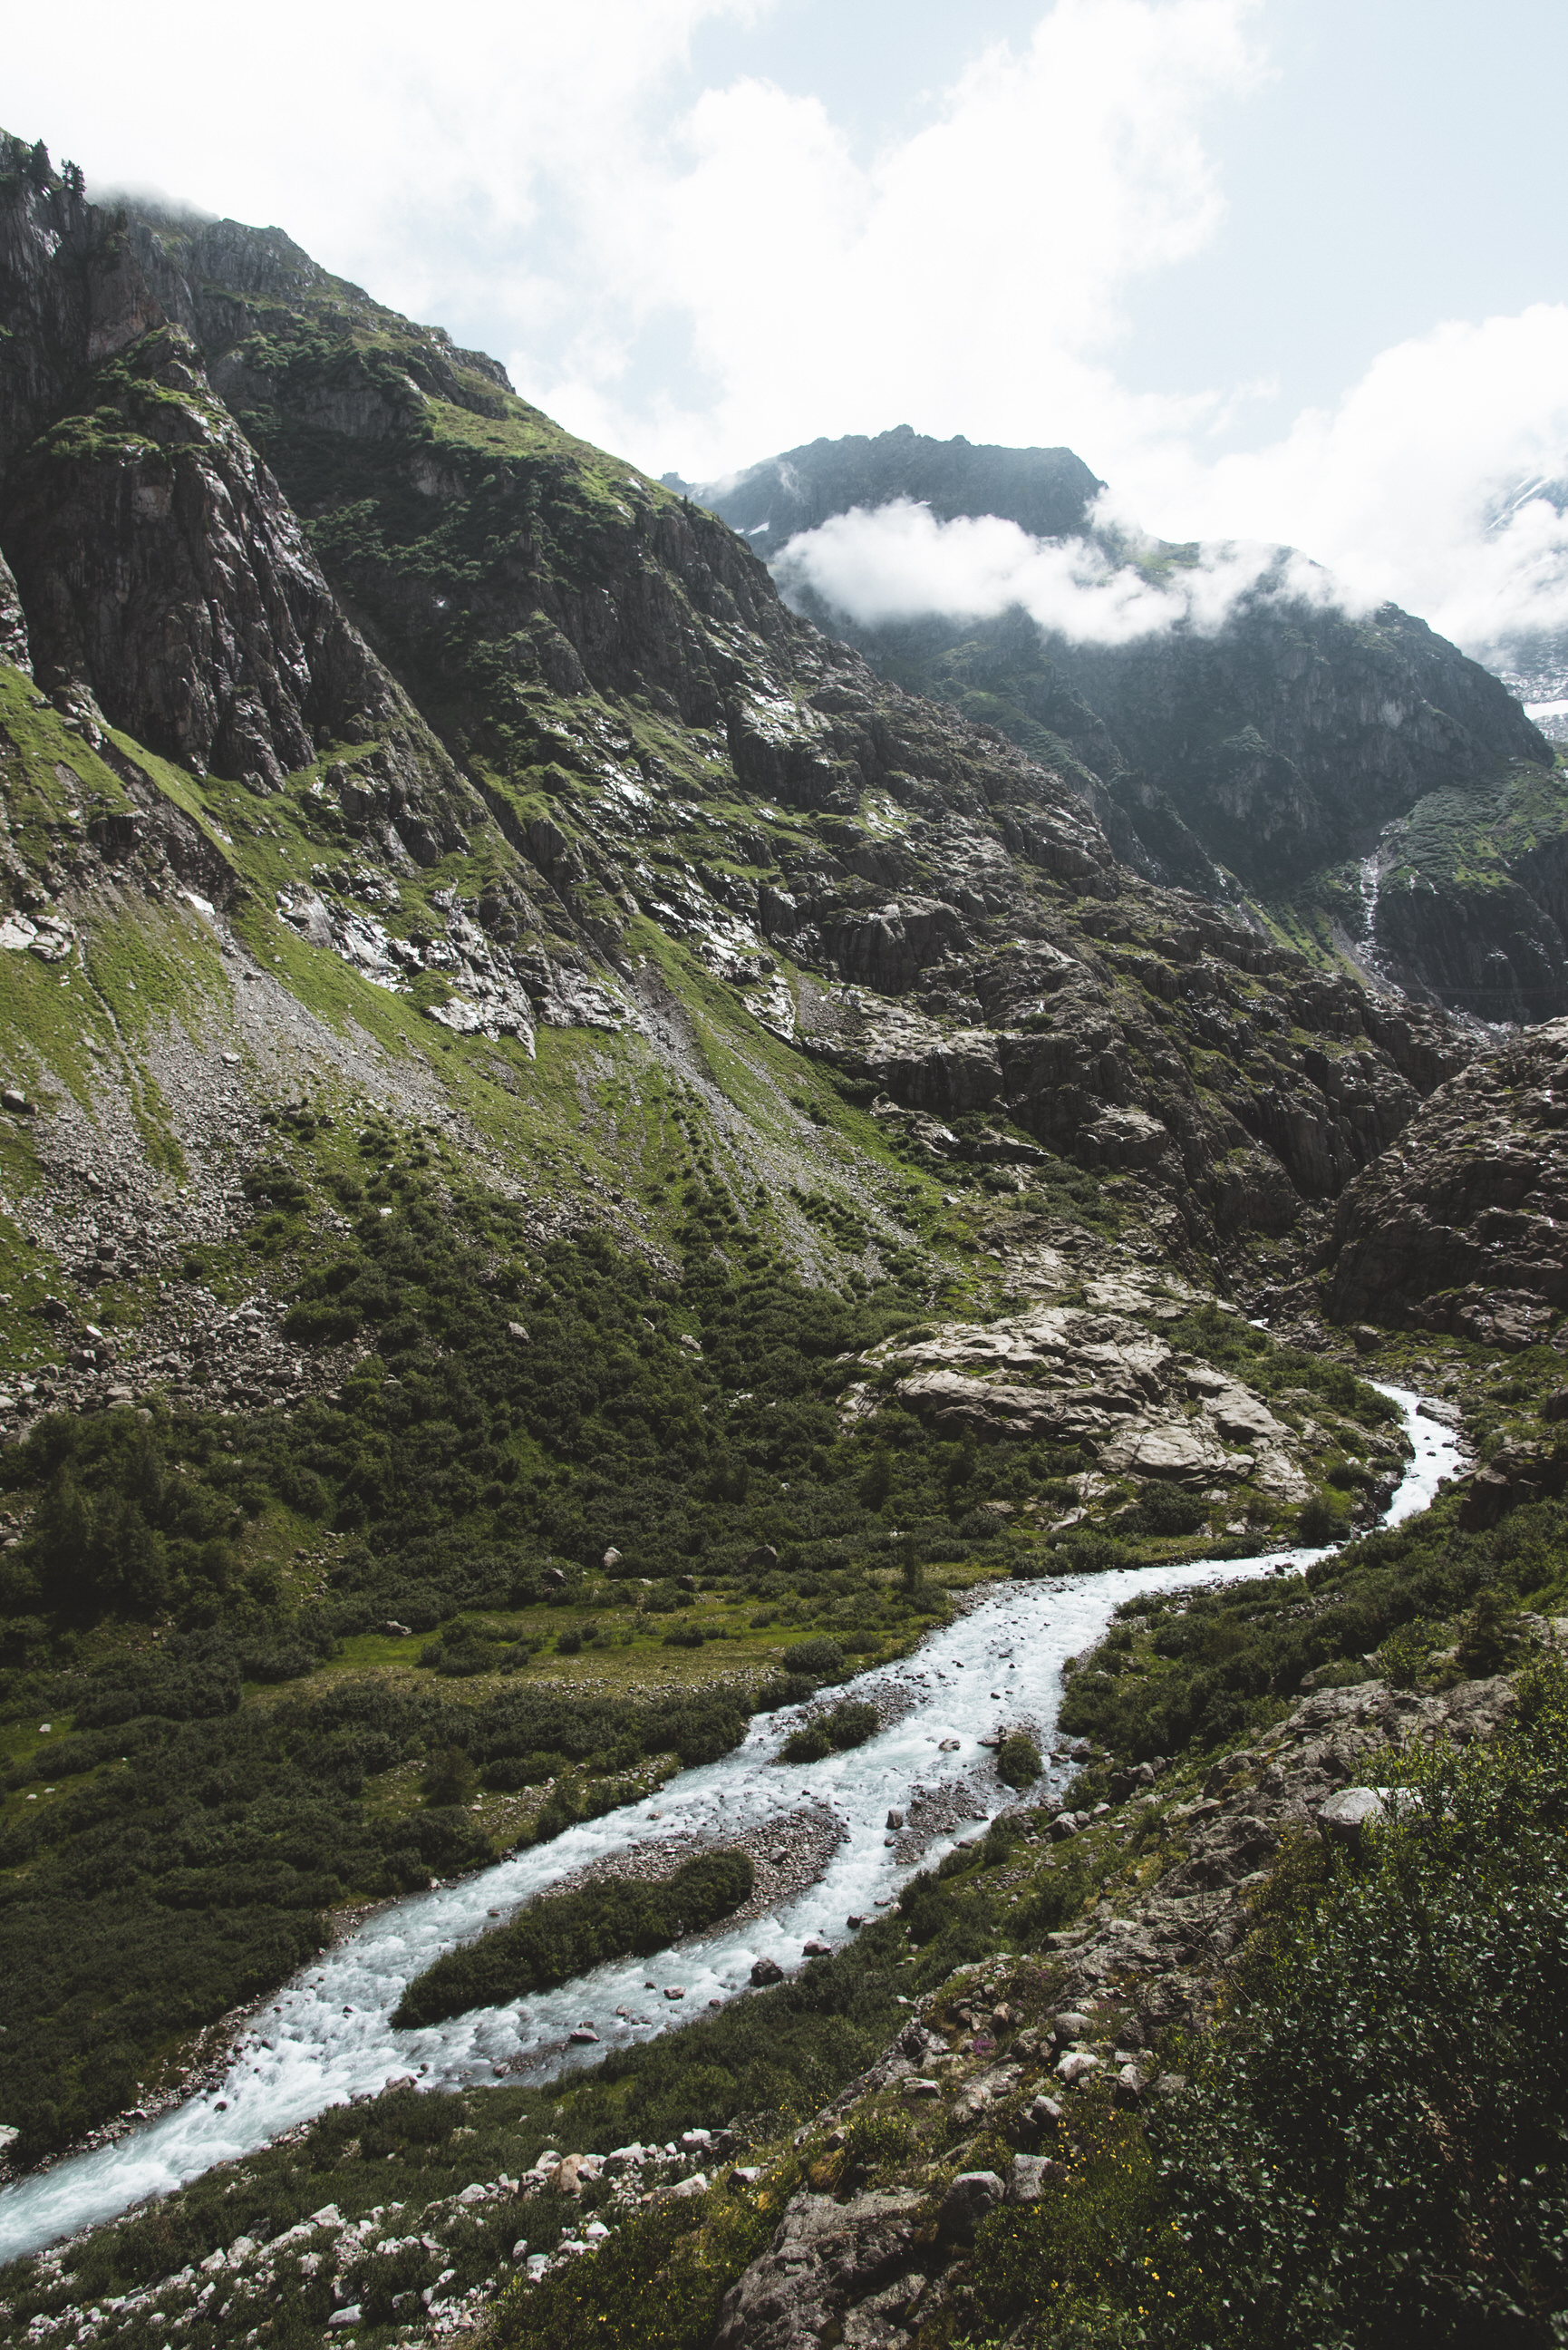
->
<box><xmin>846</xmin><ymin>1302</ymin><xmax>1312</xmax><ymax>1495</ymax></box>
<box><xmin>711</xmin><ymin>2190</ymin><xmax>924</xmax><ymax>2350</ymax></box>
<box><xmin>1317</xmin><ymin>1786</ymin><xmax>1421</xmax><ymax>1846</ymax></box>
<box><xmin>935</xmin><ymin>2170</ymin><xmax>1005</xmax><ymax>2241</ymax></box>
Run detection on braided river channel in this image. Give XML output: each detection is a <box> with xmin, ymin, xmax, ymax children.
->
<box><xmin>0</xmin><ymin>1384</ymin><xmax>1463</xmax><ymax>2258</ymax></box>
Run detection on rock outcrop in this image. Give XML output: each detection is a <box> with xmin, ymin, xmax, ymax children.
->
<box><xmin>0</xmin><ymin>151</ymin><xmax>411</xmax><ymax>790</ymax></box>
<box><xmin>843</xmin><ymin>1298</ymin><xmax>1319</xmax><ymax>1499</ymax></box>
<box><xmin>1323</xmin><ymin>1015</ymin><xmax>1568</xmax><ymax>1345</ymax></box>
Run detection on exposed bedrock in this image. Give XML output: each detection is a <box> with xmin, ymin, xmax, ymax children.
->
<box><xmin>1324</xmin><ymin>1015</ymin><xmax>1568</xmax><ymax>1345</ymax></box>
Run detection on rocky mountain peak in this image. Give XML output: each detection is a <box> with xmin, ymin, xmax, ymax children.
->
<box><xmin>697</xmin><ymin>423</ymin><xmax>1563</xmax><ymax>1019</ymax></box>
<box><xmin>690</xmin><ymin>425</ymin><xmax>1104</xmax><ymax>562</ymax></box>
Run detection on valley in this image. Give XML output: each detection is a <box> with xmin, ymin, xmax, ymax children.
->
<box><xmin>0</xmin><ymin>127</ymin><xmax>1566</xmax><ymax>2350</ymax></box>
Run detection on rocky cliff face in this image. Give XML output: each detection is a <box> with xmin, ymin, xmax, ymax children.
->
<box><xmin>701</xmin><ymin>432</ymin><xmax>1564</xmax><ymax>1019</ymax></box>
<box><xmin>0</xmin><ymin>155</ymin><xmax>411</xmax><ymax>791</ymax></box>
<box><xmin>0</xmin><ymin>136</ymin><xmax>1474</xmax><ymax>1299</ymax></box>
<box><xmin>1323</xmin><ymin>1013</ymin><xmax>1568</xmax><ymax>1347</ymax></box>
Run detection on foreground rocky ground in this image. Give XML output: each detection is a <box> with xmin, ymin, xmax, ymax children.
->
<box><xmin>3</xmin><ymin>1642</ymin><xmax>1535</xmax><ymax>2350</ymax></box>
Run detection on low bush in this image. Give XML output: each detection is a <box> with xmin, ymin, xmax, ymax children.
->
<box><xmin>996</xmin><ymin>1731</ymin><xmax>1042</xmax><ymax>1789</ymax></box>
<box><xmin>779</xmin><ymin>1698</ymin><xmax>879</xmax><ymax>1765</ymax></box>
<box><xmin>780</xmin><ymin>1636</ymin><xmax>846</xmax><ymax>1679</ymax></box>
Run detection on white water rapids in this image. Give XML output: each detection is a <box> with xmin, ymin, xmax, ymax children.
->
<box><xmin>0</xmin><ymin>1385</ymin><xmax>1462</xmax><ymax>2258</ymax></box>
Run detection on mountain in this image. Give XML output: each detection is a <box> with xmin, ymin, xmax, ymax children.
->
<box><xmin>0</xmin><ymin>151</ymin><xmax>1464</xmax><ymax>1296</ymax></box>
<box><xmin>698</xmin><ymin>428</ymin><xmax>1568</xmax><ymax>1023</ymax></box>
<box><xmin>674</xmin><ymin>425</ymin><xmax>1103</xmax><ymax>562</ymax></box>
<box><xmin>6</xmin><ymin>128</ymin><xmax>1568</xmax><ymax>2350</ymax></box>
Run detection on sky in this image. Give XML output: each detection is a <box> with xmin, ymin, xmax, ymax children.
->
<box><xmin>5</xmin><ymin>0</ymin><xmax>1568</xmax><ymax>663</ymax></box>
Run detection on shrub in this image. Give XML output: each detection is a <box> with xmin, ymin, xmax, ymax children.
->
<box><xmin>1296</xmin><ymin>1492</ymin><xmax>1336</xmax><ymax>1545</ymax></box>
<box><xmin>780</xmin><ymin>1636</ymin><xmax>846</xmax><ymax>1680</ymax></box>
<box><xmin>996</xmin><ymin>1731</ymin><xmax>1042</xmax><ymax>1789</ymax></box>
<box><xmin>755</xmin><ymin>1672</ymin><xmax>817</xmax><ymax>1713</ymax></box>
<box><xmin>780</xmin><ymin>1699</ymin><xmax>877</xmax><ymax>1764</ymax></box>
<box><xmin>422</xmin><ymin>1746</ymin><xmax>478</xmax><ymax>1807</ymax></box>
<box><xmin>1128</xmin><ymin>1481</ymin><xmax>1209</xmax><ymax>1537</ymax></box>
<box><xmin>821</xmin><ymin>1698</ymin><xmax>878</xmax><ymax>1747</ymax></box>
<box><xmin>780</xmin><ymin>1719</ymin><xmax>833</xmax><ymax>1764</ymax></box>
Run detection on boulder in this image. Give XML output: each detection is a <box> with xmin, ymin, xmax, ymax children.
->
<box><xmin>711</xmin><ymin>2189</ymin><xmax>924</xmax><ymax>2350</ymax></box>
<box><xmin>1006</xmin><ymin>2154</ymin><xmax>1055</xmax><ymax>2204</ymax></box>
<box><xmin>937</xmin><ymin>2170</ymin><xmax>1005</xmax><ymax>2240</ymax></box>
<box><xmin>1317</xmin><ymin>1786</ymin><xmax>1420</xmax><ymax>1846</ymax></box>
<box><xmin>750</xmin><ymin>1955</ymin><xmax>786</xmax><ymax>1986</ymax></box>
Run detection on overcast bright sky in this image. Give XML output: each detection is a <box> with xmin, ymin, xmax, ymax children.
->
<box><xmin>6</xmin><ymin>0</ymin><xmax>1568</xmax><ymax>658</ymax></box>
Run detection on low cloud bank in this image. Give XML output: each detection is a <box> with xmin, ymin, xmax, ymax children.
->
<box><xmin>773</xmin><ymin>496</ymin><xmax>1341</xmax><ymax>646</ymax></box>
<box><xmin>1126</xmin><ymin>306</ymin><xmax>1568</xmax><ymax>665</ymax></box>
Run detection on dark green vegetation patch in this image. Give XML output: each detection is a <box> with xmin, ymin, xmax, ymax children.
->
<box><xmin>392</xmin><ymin>1849</ymin><xmax>755</xmax><ymax>2028</ymax></box>
<box><xmin>969</xmin><ymin>1658</ymin><xmax>1568</xmax><ymax>2349</ymax></box>
<box><xmin>1061</xmin><ymin>1480</ymin><xmax>1568</xmax><ymax>1763</ymax></box>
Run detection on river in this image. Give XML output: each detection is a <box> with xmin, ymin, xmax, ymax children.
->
<box><xmin>0</xmin><ymin>1384</ymin><xmax>1462</xmax><ymax>2258</ymax></box>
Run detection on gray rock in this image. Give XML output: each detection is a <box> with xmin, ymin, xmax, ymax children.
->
<box><xmin>937</xmin><ymin>2170</ymin><xmax>1005</xmax><ymax>2240</ymax></box>
<box><xmin>750</xmin><ymin>1955</ymin><xmax>786</xmax><ymax>1986</ymax></box>
<box><xmin>1006</xmin><ymin>2154</ymin><xmax>1055</xmax><ymax>2204</ymax></box>
<box><xmin>1056</xmin><ymin>2050</ymin><xmax>1099</xmax><ymax>2085</ymax></box>
<box><xmin>1318</xmin><ymin>1786</ymin><xmax>1419</xmax><ymax>1845</ymax></box>
<box><xmin>711</xmin><ymin>2190</ymin><xmax>923</xmax><ymax>2350</ymax></box>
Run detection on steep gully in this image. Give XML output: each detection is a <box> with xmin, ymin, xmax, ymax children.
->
<box><xmin>0</xmin><ymin>1390</ymin><xmax>1463</xmax><ymax>2259</ymax></box>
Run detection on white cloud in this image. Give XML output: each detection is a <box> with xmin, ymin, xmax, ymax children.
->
<box><xmin>526</xmin><ymin>0</ymin><xmax>1263</xmax><ymax>474</ymax></box>
<box><xmin>5</xmin><ymin>0</ymin><xmax>752</xmax><ymax>340</ymax></box>
<box><xmin>774</xmin><ymin>494</ymin><xmax>1337</xmax><ymax>643</ymax></box>
<box><xmin>1111</xmin><ymin>306</ymin><xmax>1568</xmax><ymax>657</ymax></box>
<box><xmin>5</xmin><ymin>0</ymin><xmax>1260</xmax><ymax>480</ymax></box>
<box><xmin>9</xmin><ymin>0</ymin><xmax>1568</xmax><ymax>662</ymax></box>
